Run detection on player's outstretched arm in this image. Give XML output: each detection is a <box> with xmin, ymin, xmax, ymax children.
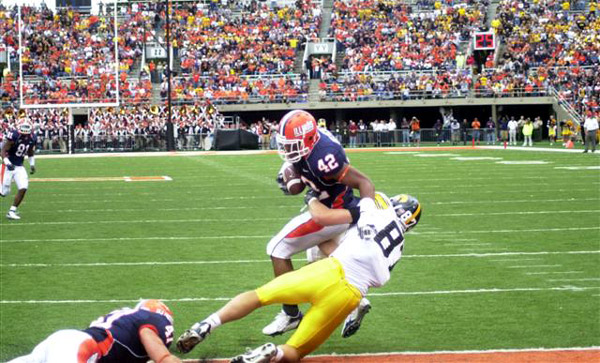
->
<box><xmin>305</xmin><ymin>190</ymin><xmax>356</xmax><ymax>226</ymax></box>
<box><xmin>139</xmin><ymin>327</ymin><xmax>181</xmax><ymax>363</ymax></box>
<box><xmin>336</xmin><ymin>164</ymin><xmax>375</xmax><ymax>200</ymax></box>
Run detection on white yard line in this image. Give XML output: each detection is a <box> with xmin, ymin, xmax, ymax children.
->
<box><xmin>369</xmin><ymin>286</ymin><xmax>600</xmax><ymax>297</ymax></box>
<box><xmin>302</xmin><ymin>346</ymin><xmax>600</xmax><ymax>359</ymax></box>
<box><xmin>547</xmin><ymin>278</ymin><xmax>600</xmax><ymax>282</ymax></box>
<box><xmin>5</xmin><ymin>210</ymin><xmax>599</xmax><ymax>226</ymax></box>
<box><xmin>3</xmin><ymin>286</ymin><xmax>599</xmax><ymax>304</ymax></box>
<box><xmin>22</xmin><ymin>198</ymin><xmax>600</xmax><ymax>214</ymax></box>
<box><xmin>490</xmin><ymin>258</ymin><xmax>542</xmax><ymax>262</ymax></box>
<box><xmin>0</xmin><ymin>235</ymin><xmax>273</xmax><ymax>244</ymax></box>
<box><xmin>435</xmin><ymin>210</ymin><xmax>600</xmax><ymax>217</ymax></box>
<box><xmin>508</xmin><ymin>265</ymin><xmax>562</xmax><ymax>269</ymax></box>
<box><xmin>526</xmin><ymin>271</ymin><xmax>584</xmax><ymax>275</ymax></box>
<box><xmin>2</xmin><ymin>251</ymin><xmax>598</xmax><ymax>268</ymax></box>
<box><xmin>2</xmin><ymin>227</ymin><xmax>598</xmax><ymax>243</ymax></box>
<box><xmin>430</xmin><ymin>197</ymin><xmax>599</xmax><ymax>205</ymax></box>
<box><xmin>1</xmin><ymin>217</ymin><xmax>289</xmax><ymax>226</ymax></box>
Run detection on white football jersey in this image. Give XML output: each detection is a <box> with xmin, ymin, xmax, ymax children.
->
<box><xmin>331</xmin><ymin>194</ymin><xmax>406</xmax><ymax>296</ymax></box>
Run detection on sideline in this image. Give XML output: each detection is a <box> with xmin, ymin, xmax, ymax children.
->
<box><xmin>33</xmin><ymin>145</ymin><xmax>600</xmax><ymax>160</ymax></box>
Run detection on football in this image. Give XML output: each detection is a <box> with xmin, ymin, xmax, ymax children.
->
<box><xmin>282</xmin><ymin>162</ymin><xmax>306</xmax><ymax>195</ymax></box>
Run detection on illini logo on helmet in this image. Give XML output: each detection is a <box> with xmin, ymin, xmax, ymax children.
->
<box><xmin>293</xmin><ymin>121</ymin><xmax>315</xmax><ymax>138</ymax></box>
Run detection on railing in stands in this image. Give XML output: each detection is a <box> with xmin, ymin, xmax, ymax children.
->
<box><xmin>548</xmin><ymin>86</ymin><xmax>584</xmax><ymax>126</ymax></box>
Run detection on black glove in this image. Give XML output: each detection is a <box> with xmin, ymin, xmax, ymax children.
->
<box><xmin>304</xmin><ymin>189</ymin><xmax>320</xmax><ymax>205</ymax></box>
<box><xmin>30</xmin><ymin>166</ymin><xmax>36</xmax><ymax>175</ymax></box>
<box><xmin>6</xmin><ymin>163</ymin><xmax>14</xmax><ymax>171</ymax></box>
<box><xmin>276</xmin><ymin>173</ymin><xmax>289</xmax><ymax>195</ymax></box>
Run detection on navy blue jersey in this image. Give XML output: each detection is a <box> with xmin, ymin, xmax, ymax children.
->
<box><xmin>7</xmin><ymin>130</ymin><xmax>36</xmax><ymax>166</ymax></box>
<box><xmin>84</xmin><ymin>306</ymin><xmax>174</xmax><ymax>363</ymax></box>
<box><xmin>294</xmin><ymin>129</ymin><xmax>359</xmax><ymax>209</ymax></box>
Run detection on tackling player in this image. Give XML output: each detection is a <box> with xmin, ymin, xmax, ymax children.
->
<box><xmin>8</xmin><ymin>299</ymin><xmax>180</xmax><ymax>363</ymax></box>
<box><xmin>266</xmin><ymin>110</ymin><xmax>375</xmax><ymax>337</ymax></box>
<box><xmin>176</xmin><ymin>191</ymin><xmax>422</xmax><ymax>362</ymax></box>
<box><xmin>1</xmin><ymin>121</ymin><xmax>36</xmax><ymax>220</ymax></box>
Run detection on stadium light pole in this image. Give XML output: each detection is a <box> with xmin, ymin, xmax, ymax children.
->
<box><xmin>165</xmin><ymin>0</ymin><xmax>175</xmax><ymax>151</ymax></box>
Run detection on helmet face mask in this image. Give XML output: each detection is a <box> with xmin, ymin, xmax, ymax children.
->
<box><xmin>18</xmin><ymin>122</ymin><xmax>32</xmax><ymax>135</ymax></box>
<box><xmin>389</xmin><ymin>194</ymin><xmax>421</xmax><ymax>231</ymax></box>
<box><xmin>277</xmin><ymin>110</ymin><xmax>319</xmax><ymax>163</ymax></box>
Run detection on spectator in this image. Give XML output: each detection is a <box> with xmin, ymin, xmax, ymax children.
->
<box><xmin>461</xmin><ymin>118</ymin><xmax>469</xmax><ymax>145</ymax></box>
<box><xmin>485</xmin><ymin>118</ymin><xmax>496</xmax><ymax>144</ymax></box>
<box><xmin>387</xmin><ymin>118</ymin><xmax>397</xmax><ymax>146</ymax></box>
<box><xmin>434</xmin><ymin>119</ymin><xmax>443</xmax><ymax>145</ymax></box>
<box><xmin>508</xmin><ymin>117</ymin><xmax>518</xmax><ymax>145</ymax></box>
<box><xmin>450</xmin><ymin>118</ymin><xmax>461</xmax><ymax>145</ymax></box>
<box><xmin>400</xmin><ymin>117</ymin><xmax>410</xmax><ymax>146</ymax></box>
<box><xmin>410</xmin><ymin>117</ymin><xmax>421</xmax><ymax>147</ymax></box>
<box><xmin>471</xmin><ymin>117</ymin><xmax>481</xmax><ymax>145</ymax></box>
<box><xmin>583</xmin><ymin>112</ymin><xmax>599</xmax><ymax>153</ymax></box>
<box><xmin>348</xmin><ymin>120</ymin><xmax>357</xmax><ymax>148</ymax></box>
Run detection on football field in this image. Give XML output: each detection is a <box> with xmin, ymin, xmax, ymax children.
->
<box><xmin>1</xmin><ymin>147</ymin><xmax>599</xmax><ymax>361</ymax></box>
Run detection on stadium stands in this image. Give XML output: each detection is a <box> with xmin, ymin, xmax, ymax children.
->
<box><xmin>0</xmin><ymin>0</ymin><xmax>596</xmax><ymax>152</ymax></box>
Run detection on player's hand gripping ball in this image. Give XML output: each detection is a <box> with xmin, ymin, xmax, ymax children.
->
<box><xmin>280</xmin><ymin>162</ymin><xmax>305</xmax><ymax>195</ymax></box>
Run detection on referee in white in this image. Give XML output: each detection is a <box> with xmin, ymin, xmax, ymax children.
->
<box><xmin>583</xmin><ymin>112</ymin><xmax>599</xmax><ymax>153</ymax></box>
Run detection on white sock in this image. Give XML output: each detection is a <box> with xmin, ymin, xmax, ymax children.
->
<box><xmin>203</xmin><ymin>313</ymin><xmax>222</xmax><ymax>330</ymax></box>
<box><xmin>10</xmin><ymin>206</ymin><xmax>17</xmax><ymax>212</ymax></box>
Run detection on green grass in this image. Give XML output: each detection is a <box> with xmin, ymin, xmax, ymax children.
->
<box><xmin>1</xmin><ymin>148</ymin><xmax>599</xmax><ymax>360</ymax></box>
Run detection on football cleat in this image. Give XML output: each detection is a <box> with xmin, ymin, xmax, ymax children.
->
<box><xmin>262</xmin><ymin>311</ymin><xmax>302</xmax><ymax>336</ymax></box>
<box><xmin>176</xmin><ymin>322</ymin><xmax>211</xmax><ymax>354</ymax></box>
<box><xmin>230</xmin><ymin>342</ymin><xmax>277</xmax><ymax>363</ymax></box>
<box><xmin>341</xmin><ymin>297</ymin><xmax>371</xmax><ymax>338</ymax></box>
<box><xmin>6</xmin><ymin>210</ymin><xmax>20</xmax><ymax>220</ymax></box>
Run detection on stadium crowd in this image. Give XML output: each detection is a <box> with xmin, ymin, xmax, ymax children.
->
<box><xmin>492</xmin><ymin>0</ymin><xmax>599</xmax><ymax>115</ymax></box>
<box><xmin>329</xmin><ymin>0</ymin><xmax>488</xmax><ymax>72</ymax></box>
<box><xmin>0</xmin><ymin>0</ymin><xmax>597</xmax><ymax>136</ymax></box>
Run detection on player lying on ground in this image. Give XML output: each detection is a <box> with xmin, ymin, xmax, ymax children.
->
<box><xmin>8</xmin><ymin>299</ymin><xmax>180</xmax><ymax>363</ymax></box>
<box><xmin>265</xmin><ymin>109</ymin><xmax>375</xmax><ymax>337</ymax></box>
<box><xmin>177</xmin><ymin>190</ymin><xmax>421</xmax><ymax>362</ymax></box>
<box><xmin>1</xmin><ymin>121</ymin><xmax>36</xmax><ymax>220</ymax></box>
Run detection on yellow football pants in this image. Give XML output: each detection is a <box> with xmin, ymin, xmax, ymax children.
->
<box><xmin>256</xmin><ymin>258</ymin><xmax>362</xmax><ymax>357</ymax></box>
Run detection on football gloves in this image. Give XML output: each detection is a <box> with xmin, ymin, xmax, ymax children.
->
<box><xmin>303</xmin><ymin>189</ymin><xmax>320</xmax><ymax>205</ymax></box>
<box><xmin>276</xmin><ymin>173</ymin><xmax>290</xmax><ymax>195</ymax></box>
<box><xmin>3</xmin><ymin>158</ymin><xmax>14</xmax><ymax>171</ymax></box>
<box><xmin>30</xmin><ymin>166</ymin><xmax>36</xmax><ymax>175</ymax></box>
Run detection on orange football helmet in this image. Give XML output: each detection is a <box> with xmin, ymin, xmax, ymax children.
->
<box><xmin>276</xmin><ymin>110</ymin><xmax>320</xmax><ymax>163</ymax></box>
<box><xmin>136</xmin><ymin>299</ymin><xmax>174</xmax><ymax>323</ymax></box>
